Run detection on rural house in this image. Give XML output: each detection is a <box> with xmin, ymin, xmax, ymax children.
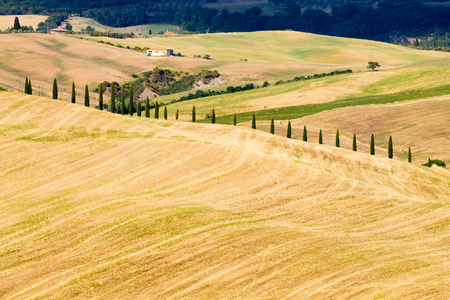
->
<box><xmin>147</xmin><ymin>49</ymin><xmax>173</xmax><ymax>57</ymax></box>
<box><xmin>49</xmin><ymin>28</ymin><xmax>68</xmax><ymax>35</ymax></box>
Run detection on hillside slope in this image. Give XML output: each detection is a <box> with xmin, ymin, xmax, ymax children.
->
<box><xmin>1</xmin><ymin>92</ymin><xmax>449</xmax><ymax>299</ymax></box>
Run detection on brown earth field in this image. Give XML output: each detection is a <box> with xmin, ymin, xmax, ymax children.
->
<box><xmin>1</xmin><ymin>92</ymin><xmax>449</xmax><ymax>299</ymax></box>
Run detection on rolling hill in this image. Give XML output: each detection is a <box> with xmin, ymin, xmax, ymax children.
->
<box><xmin>1</xmin><ymin>91</ymin><xmax>449</xmax><ymax>299</ymax></box>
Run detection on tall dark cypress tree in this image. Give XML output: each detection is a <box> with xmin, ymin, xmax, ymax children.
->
<box><xmin>370</xmin><ymin>134</ymin><xmax>375</xmax><ymax>155</ymax></box>
<box><xmin>129</xmin><ymin>87</ymin><xmax>134</xmax><ymax>116</ymax></box>
<box><xmin>110</xmin><ymin>83</ymin><xmax>115</xmax><ymax>113</ymax></box>
<box><xmin>121</xmin><ymin>94</ymin><xmax>125</xmax><ymax>115</ymax></box>
<box><xmin>408</xmin><ymin>147</ymin><xmax>412</xmax><ymax>163</ymax></box>
<box><xmin>270</xmin><ymin>118</ymin><xmax>274</xmax><ymax>134</ymax></box>
<box><xmin>233</xmin><ymin>114</ymin><xmax>237</xmax><ymax>126</ymax></box>
<box><xmin>428</xmin><ymin>157</ymin><xmax>431</xmax><ymax>167</ymax></box>
<box><xmin>352</xmin><ymin>133</ymin><xmax>357</xmax><ymax>151</ymax></box>
<box><xmin>71</xmin><ymin>82</ymin><xmax>76</xmax><ymax>104</ymax></box>
<box><xmin>145</xmin><ymin>97</ymin><xmax>150</xmax><ymax>118</ymax></box>
<box><xmin>155</xmin><ymin>101</ymin><xmax>159</xmax><ymax>119</ymax></box>
<box><xmin>287</xmin><ymin>121</ymin><xmax>292</xmax><ymax>138</ymax></box>
<box><xmin>52</xmin><ymin>78</ymin><xmax>58</xmax><ymax>99</ymax></box>
<box><xmin>319</xmin><ymin>129</ymin><xmax>323</xmax><ymax>144</ymax></box>
<box><xmin>84</xmin><ymin>84</ymin><xmax>89</xmax><ymax>107</ymax></box>
<box><xmin>388</xmin><ymin>136</ymin><xmax>393</xmax><ymax>159</ymax></box>
<box><xmin>24</xmin><ymin>77</ymin><xmax>29</xmax><ymax>94</ymax></box>
<box><xmin>303</xmin><ymin>126</ymin><xmax>307</xmax><ymax>142</ymax></box>
<box><xmin>13</xmin><ymin>16</ymin><xmax>20</xmax><ymax>30</ymax></box>
<box><xmin>192</xmin><ymin>105</ymin><xmax>196</xmax><ymax>122</ymax></box>
<box><xmin>212</xmin><ymin>109</ymin><xmax>216</xmax><ymax>124</ymax></box>
<box><xmin>98</xmin><ymin>83</ymin><xmax>103</xmax><ymax>110</ymax></box>
<box><xmin>335</xmin><ymin>129</ymin><xmax>340</xmax><ymax>147</ymax></box>
<box><xmin>137</xmin><ymin>101</ymin><xmax>141</xmax><ymax>117</ymax></box>
<box><xmin>251</xmin><ymin>114</ymin><xmax>256</xmax><ymax>129</ymax></box>
<box><xmin>175</xmin><ymin>109</ymin><xmax>179</xmax><ymax>120</ymax></box>
<box><xmin>28</xmin><ymin>79</ymin><xmax>32</xmax><ymax>95</ymax></box>
<box><xmin>164</xmin><ymin>106</ymin><xmax>167</xmax><ymax>120</ymax></box>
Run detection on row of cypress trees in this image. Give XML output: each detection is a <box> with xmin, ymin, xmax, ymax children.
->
<box><xmin>25</xmin><ymin>78</ymin><xmax>413</xmax><ymax>163</ymax></box>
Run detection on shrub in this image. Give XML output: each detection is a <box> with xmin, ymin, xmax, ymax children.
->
<box><xmin>422</xmin><ymin>159</ymin><xmax>446</xmax><ymax>168</ymax></box>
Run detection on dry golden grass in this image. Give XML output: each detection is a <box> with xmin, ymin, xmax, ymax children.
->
<box><xmin>1</xmin><ymin>92</ymin><xmax>449</xmax><ymax>299</ymax></box>
<box><xmin>0</xmin><ymin>15</ymin><xmax>48</xmax><ymax>30</ymax></box>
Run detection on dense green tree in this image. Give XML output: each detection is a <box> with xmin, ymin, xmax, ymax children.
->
<box><xmin>28</xmin><ymin>80</ymin><xmax>32</xmax><ymax>95</ymax></box>
<box><xmin>129</xmin><ymin>87</ymin><xmax>134</xmax><ymax>116</ymax></box>
<box><xmin>98</xmin><ymin>83</ymin><xmax>103</xmax><ymax>109</ymax></box>
<box><xmin>110</xmin><ymin>83</ymin><xmax>115</xmax><ymax>113</ymax></box>
<box><xmin>303</xmin><ymin>126</ymin><xmax>307</xmax><ymax>142</ymax></box>
<box><xmin>84</xmin><ymin>85</ymin><xmax>89</xmax><ymax>107</ymax></box>
<box><xmin>145</xmin><ymin>96</ymin><xmax>150</xmax><ymax>118</ymax></box>
<box><xmin>352</xmin><ymin>133</ymin><xmax>357</xmax><ymax>151</ymax></box>
<box><xmin>192</xmin><ymin>105</ymin><xmax>196</xmax><ymax>122</ymax></box>
<box><xmin>335</xmin><ymin>129</ymin><xmax>340</xmax><ymax>147</ymax></box>
<box><xmin>270</xmin><ymin>118</ymin><xmax>274</xmax><ymax>134</ymax></box>
<box><xmin>24</xmin><ymin>78</ymin><xmax>28</xmax><ymax>94</ymax></box>
<box><xmin>370</xmin><ymin>134</ymin><xmax>375</xmax><ymax>155</ymax></box>
<box><xmin>212</xmin><ymin>109</ymin><xmax>216</xmax><ymax>124</ymax></box>
<box><xmin>52</xmin><ymin>78</ymin><xmax>58</xmax><ymax>99</ymax></box>
<box><xmin>154</xmin><ymin>101</ymin><xmax>159</xmax><ymax>119</ymax></box>
<box><xmin>408</xmin><ymin>147</ymin><xmax>412</xmax><ymax>163</ymax></box>
<box><xmin>388</xmin><ymin>136</ymin><xmax>393</xmax><ymax>159</ymax></box>
<box><xmin>233</xmin><ymin>114</ymin><xmax>237</xmax><ymax>126</ymax></box>
<box><xmin>121</xmin><ymin>94</ymin><xmax>125</xmax><ymax>115</ymax></box>
<box><xmin>367</xmin><ymin>61</ymin><xmax>380</xmax><ymax>71</ymax></box>
<box><xmin>287</xmin><ymin>121</ymin><xmax>292</xmax><ymax>138</ymax></box>
<box><xmin>137</xmin><ymin>101</ymin><xmax>141</xmax><ymax>117</ymax></box>
<box><xmin>164</xmin><ymin>106</ymin><xmax>167</xmax><ymax>120</ymax></box>
<box><xmin>318</xmin><ymin>129</ymin><xmax>323</xmax><ymax>144</ymax></box>
<box><xmin>175</xmin><ymin>109</ymin><xmax>179</xmax><ymax>120</ymax></box>
<box><xmin>13</xmin><ymin>16</ymin><xmax>20</xmax><ymax>30</ymax></box>
<box><xmin>71</xmin><ymin>82</ymin><xmax>76</xmax><ymax>104</ymax></box>
<box><xmin>251</xmin><ymin>114</ymin><xmax>256</xmax><ymax>129</ymax></box>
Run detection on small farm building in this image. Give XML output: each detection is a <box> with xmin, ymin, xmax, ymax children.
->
<box><xmin>49</xmin><ymin>28</ymin><xmax>68</xmax><ymax>35</ymax></box>
<box><xmin>147</xmin><ymin>49</ymin><xmax>173</xmax><ymax>57</ymax></box>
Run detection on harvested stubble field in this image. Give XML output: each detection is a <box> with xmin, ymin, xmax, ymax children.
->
<box><xmin>1</xmin><ymin>92</ymin><xmax>449</xmax><ymax>299</ymax></box>
<box><xmin>0</xmin><ymin>15</ymin><xmax>48</xmax><ymax>30</ymax></box>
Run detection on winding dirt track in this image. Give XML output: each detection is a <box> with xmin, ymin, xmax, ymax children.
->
<box><xmin>1</xmin><ymin>92</ymin><xmax>449</xmax><ymax>299</ymax></box>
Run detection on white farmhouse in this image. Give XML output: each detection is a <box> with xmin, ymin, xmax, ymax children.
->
<box><xmin>147</xmin><ymin>49</ymin><xmax>173</xmax><ymax>57</ymax></box>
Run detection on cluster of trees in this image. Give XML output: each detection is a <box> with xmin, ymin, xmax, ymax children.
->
<box><xmin>1</xmin><ymin>1</ymin><xmax>449</xmax><ymax>42</ymax></box>
<box><xmin>274</xmin><ymin>69</ymin><xmax>353</xmax><ymax>85</ymax></box>
<box><xmin>412</xmin><ymin>35</ymin><xmax>450</xmax><ymax>51</ymax></box>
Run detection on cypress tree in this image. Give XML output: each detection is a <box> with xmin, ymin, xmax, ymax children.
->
<box><xmin>192</xmin><ymin>105</ymin><xmax>196</xmax><ymax>122</ymax></box>
<box><xmin>319</xmin><ymin>129</ymin><xmax>323</xmax><ymax>144</ymax></box>
<box><xmin>98</xmin><ymin>83</ymin><xmax>103</xmax><ymax>110</ymax></box>
<box><xmin>28</xmin><ymin>79</ymin><xmax>32</xmax><ymax>95</ymax></box>
<box><xmin>71</xmin><ymin>82</ymin><xmax>76</xmax><ymax>104</ymax></box>
<box><xmin>251</xmin><ymin>114</ymin><xmax>256</xmax><ymax>129</ymax></box>
<box><xmin>24</xmin><ymin>77</ymin><xmax>29</xmax><ymax>94</ymax></box>
<box><xmin>110</xmin><ymin>83</ymin><xmax>115</xmax><ymax>113</ymax></box>
<box><xmin>13</xmin><ymin>16</ymin><xmax>20</xmax><ymax>30</ymax></box>
<box><xmin>52</xmin><ymin>78</ymin><xmax>58</xmax><ymax>99</ymax></box>
<box><xmin>303</xmin><ymin>126</ymin><xmax>307</xmax><ymax>142</ymax></box>
<box><xmin>212</xmin><ymin>109</ymin><xmax>216</xmax><ymax>124</ymax></box>
<box><xmin>352</xmin><ymin>133</ymin><xmax>357</xmax><ymax>151</ymax></box>
<box><xmin>155</xmin><ymin>101</ymin><xmax>159</xmax><ymax>119</ymax></box>
<box><xmin>370</xmin><ymin>134</ymin><xmax>375</xmax><ymax>155</ymax></box>
<box><xmin>121</xmin><ymin>93</ymin><xmax>125</xmax><ymax>115</ymax></box>
<box><xmin>233</xmin><ymin>114</ymin><xmax>237</xmax><ymax>126</ymax></box>
<box><xmin>145</xmin><ymin>97</ymin><xmax>150</xmax><ymax>118</ymax></box>
<box><xmin>137</xmin><ymin>101</ymin><xmax>141</xmax><ymax>117</ymax></box>
<box><xmin>270</xmin><ymin>118</ymin><xmax>274</xmax><ymax>134</ymax></box>
<box><xmin>164</xmin><ymin>106</ymin><xmax>167</xmax><ymax>120</ymax></box>
<box><xmin>84</xmin><ymin>84</ymin><xmax>89</xmax><ymax>107</ymax></box>
<box><xmin>175</xmin><ymin>109</ymin><xmax>179</xmax><ymax>120</ymax></box>
<box><xmin>287</xmin><ymin>121</ymin><xmax>292</xmax><ymax>138</ymax></box>
<box><xmin>408</xmin><ymin>147</ymin><xmax>412</xmax><ymax>163</ymax></box>
<box><xmin>129</xmin><ymin>87</ymin><xmax>134</xmax><ymax>116</ymax></box>
<box><xmin>335</xmin><ymin>129</ymin><xmax>340</xmax><ymax>147</ymax></box>
<box><xmin>388</xmin><ymin>136</ymin><xmax>393</xmax><ymax>159</ymax></box>
<box><xmin>428</xmin><ymin>157</ymin><xmax>431</xmax><ymax>167</ymax></box>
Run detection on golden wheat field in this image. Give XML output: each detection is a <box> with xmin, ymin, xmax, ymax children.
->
<box><xmin>0</xmin><ymin>15</ymin><xmax>48</xmax><ymax>30</ymax></box>
<box><xmin>1</xmin><ymin>91</ymin><xmax>449</xmax><ymax>299</ymax></box>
